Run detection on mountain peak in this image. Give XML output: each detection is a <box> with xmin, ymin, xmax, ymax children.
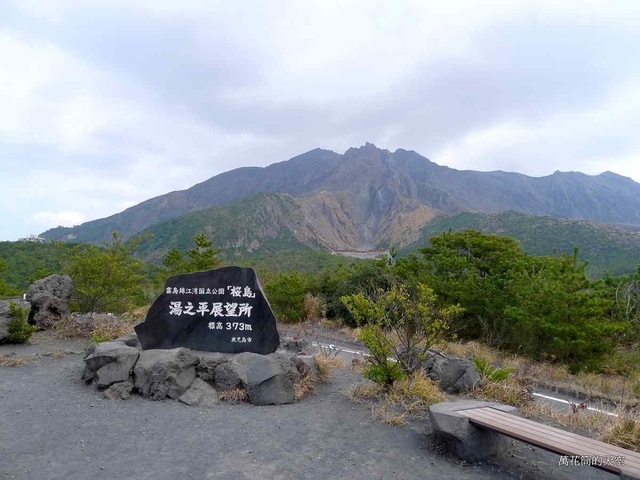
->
<box><xmin>344</xmin><ymin>142</ymin><xmax>387</xmax><ymax>156</ymax></box>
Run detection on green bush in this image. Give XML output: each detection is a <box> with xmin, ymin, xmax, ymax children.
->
<box><xmin>6</xmin><ymin>302</ymin><xmax>36</xmax><ymax>344</ymax></box>
<box><xmin>472</xmin><ymin>356</ymin><xmax>514</xmax><ymax>381</ymax></box>
<box><xmin>363</xmin><ymin>363</ymin><xmax>404</xmax><ymax>385</ymax></box>
<box><xmin>265</xmin><ymin>270</ymin><xmax>313</xmax><ymax>322</ymax></box>
<box><xmin>342</xmin><ymin>284</ymin><xmax>462</xmax><ymax>387</ymax></box>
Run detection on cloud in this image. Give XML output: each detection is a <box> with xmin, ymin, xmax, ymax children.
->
<box><xmin>0</xmin><ymin>0</ymin><xmax>639</xmax><ymax>241</ymax></box>
<box><xmin>31</xmin><ymin>211</ymin><xmax>85</xmax><ymax>228</ymax></box>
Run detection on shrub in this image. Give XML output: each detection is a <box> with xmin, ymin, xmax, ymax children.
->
<box><xmin>342</xmin><ymin>284</ymin><xmax>462</xmax><ymax>387</ymax></box>
<box><xmin>472</xmin><ymin>355</ymin><xmax>514</xmax><ymax>381</ymax></box>
<box><xmin>5</xmin><ymin>302</ymin><xmax>36</xmax><ymax>344</ymax></box>
<box><xmin>265</xmin><ymin>271</ymin><xmax>312</xmax><ymax>322</ymax></box>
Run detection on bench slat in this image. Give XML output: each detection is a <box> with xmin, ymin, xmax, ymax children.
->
<box><xmin>462</xmin><ymin>408</ymin><xmax>640</xmax><ymax>464</ymax></box>
<box><xmin>462</xmin><ymin>407</ymin><xmax>640</xmax><ymax>470</ymax></box>
<box><xmin>459</xmin><ymin>407</ymin><xmax>640</xmax><ymax>474</ymax></box>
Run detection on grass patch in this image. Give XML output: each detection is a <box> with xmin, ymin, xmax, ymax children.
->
<box><xmin>0</xmin><ymin>354</ymin><xmax>29</xmax><ymax>367</ymax></box>
<box><xmin>218</xmin><ymin>387</ymin><xmax>248</xmax><ymax>404</ymax></box>
<box><xmin>54</xmin><ymin>314</ymin><xmax>138</xmax><ymax>342</ymax></box>
<box><xmin>600</xmin><ymin>410</ymin><xmax>640</xmax><ymax>452</ymax></box>
<box><xmin>294</xmin><ymin>373</ymin><xmax>317</xmax><ymax>402</ymax></box>
<box><xmin>315</xmin><ymin>353</ymin><xmax>346</xmax><ymax>382</ymax></box>
<box><xmin>349</xmin><ymin>372</ymin><xmax>446</xmax><ymax>425</ymax></box>
<box><xmin>439</xmin><ymin>340</ymin><xmax>640</xmax><ymax>408</ymax></box>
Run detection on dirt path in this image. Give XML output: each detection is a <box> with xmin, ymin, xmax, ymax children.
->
<box><xmin>0</xmin><ymin>335</ymin><xmax>611</xmax><ymax>480</ymax></box>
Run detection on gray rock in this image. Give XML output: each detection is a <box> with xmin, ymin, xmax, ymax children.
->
<box><xmin>214</xmin><ymin>362</ymin><xmax>242</xmax><ymax>391</ymax></box>
<box><xmin>134</xmin><ymin>348</ymin><xmax>199</xmax><ymax>400</ymax></box>
<box><xmin>429</xmin><ymin>401</ymin><xmax>516</xmax><ymax>461</ymax></box>
<box><xmin>197</xmin><ymin>352</ymin><xmax>230</xmax><ymax>383</ymax></box>
<box><xmin>423</xmin><ymin>355</ymin><xmax>481</xmax><ymax>394</ymax></box>
<box><xmin>26</xmin><ymin>275</ymin><xmax>74</xmax><ymax>329</ymax></box>
<box><xmin>227</xmin><ymin>352</ymin><xmax>299</xmax><ymax>405</ymax></box>
<box><xmin>113</xmin><ymin>332</ymin><xmax>141</xmax><ymax>349</ymax></box>
<box><xmin>291</xmin><ymin>355</ymin><xmax>318</xmax><ymax>378</ymax></box>
<box><xmin>0</xmin><ymin>301</ymin><xmax>12</xmax><ymax>342</ymax></box>
<box><xmin>179</xmin><ymin>378</ymin><xmax>219</xmax><ymax>407</ymax></box>
<box><xmin>103</xmin><ymin>381</ymin><xmax>134</xmax><ymax>400</ymax></box>
<box><xmin>84</xmin><ymin>341</ymin><xmax>140</xmax><ymax>388</ymax></box>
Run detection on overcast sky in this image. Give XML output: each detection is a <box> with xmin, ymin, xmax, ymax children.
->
<box><xmin>1</xmin><ymin>0</ymin><xmax>639</xmax><ymax>241</ymax></box>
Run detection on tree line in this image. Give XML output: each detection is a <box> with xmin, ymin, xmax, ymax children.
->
<box><xmin>2</xmin><ymin>229</ymin><xmax>639</xmax><ymax>373</ymax></box>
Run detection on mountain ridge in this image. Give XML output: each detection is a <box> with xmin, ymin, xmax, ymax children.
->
<box><xmin>42</xmin><ymin>143</ymin><xmax>640</xmax><ymax>253</ymax></box>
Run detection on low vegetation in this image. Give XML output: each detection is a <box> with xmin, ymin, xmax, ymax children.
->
<box><xmin>348</xmin><ymin>371</ymin><xmax>446</xmax><ymax>426</ymax></box>
<box><xmin>5</xmin><ymin>302</ymin><xmax>36</xmax><ymax>344</ymax></box>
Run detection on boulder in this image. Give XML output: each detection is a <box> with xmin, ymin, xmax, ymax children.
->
<box><xmin>134</xmin><ymin>348</ymin><xmax>199</xmax><ymax>400</ymax></box>
<box><xmin>227</xmin><ymin>352</ymin><xmax>300</xmax><ymax>405</ymax></box>
<box><xmin>83</xmin><ymin>341</ymin><xmax>140</xmax><ymax>388</ymax></box>
<box><xmin>179</xmin><ymin>378</ymin><xmax>219</xmax><ymax>407</ymax></box>
<box><xmin>113</xmin><ymin>332</ymin><xmax>141</xmax><ymax>349</ymax></box>
<box><xmin>214</xmin><ymin>362</ymin><xmax>243</xmax><ymax>391</ymax></box>
<box><xmin>196</xmin><ymin>352</ymin><xmax>230</xmax><ymax>383</ymax></box>
<box><xmin>291</xmin><ymin>355</ymin><xmax>318</xmax><ymax>378</ymax></box>
<box><xmin>103</xmin><ymin>381</ymin><xmax>134</xmax><ymax>400</ymax></box>
<box><xmin>0</xmin><ymin>301</ymin><xmax>12</xmax><ymax>343</ymax></box>
<box><xmin>429</xmin><ymin>401</ymin><xmax>516</xmax><ymax>461</ymax></box>
<box><xmin>423</xmin><ymin>355</ymin><xmax>481</xmax><ymax>394</ymax></box>
<box><xmin>26</xmin><ymin>275</ymin><xmax>74</xmax><ymax>329</ymax></box>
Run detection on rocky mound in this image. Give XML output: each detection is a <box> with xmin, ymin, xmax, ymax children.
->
<box><xmin>82</xmin><ymin>334</ymin><xmax>319</xmax><ymax>406</ymax></box>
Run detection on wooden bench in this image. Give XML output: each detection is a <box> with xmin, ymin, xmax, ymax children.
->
<box><xmin>458</xmin><ymin>406</ymin><xmax>640</xmax><ymax>478</ymax></box>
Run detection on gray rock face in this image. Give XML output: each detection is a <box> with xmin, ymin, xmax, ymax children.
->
<box><xmin>214</xmin><ymin>362</ymin><xmax>243</xmax><ymax>391</ymax></box>
<box><xmin>84</xmin><ymin>341</ymin><xmax>140</xmax><ymax>388</ymax></box>
<box><xmin>134</xmin><ymin>348</ymin><xmax>199</xmax><ymax>400</ymax></box>
<box><xmin>113</xmin><ymin>332</ymin><xmax>141</xmax><ymax>349</ymax></box>
<box><xmin>103</xmin><ymin>381</ymin><xmax>134</xmax><ymax>400</ymax></box>
<box><xmin>197</xmin><ymin>352</ymin><xmax>230</xmax><ymax>383</ymax></box>
<box><xmin>82</xmin><ymin>339</ymin><xmax>317</xmax><ymax>406</ymax></box>
<box><xmin>291</xmin><ymin>355</ymin><xmax>318</xmax><ymax>378</ymax></box>
<box><xmin>227</xmin><ymin>352</ymin><xmax>299</xmax><ymax>405</ymax></box>
<box><xmin>0</xmin><ymin>301</ymin><xmax>12</xmax><ymax>342</ymax></box>
<box><xmin>429</xmin><ymin>401</ymin><xmax>516</xmax><ymax>461</ymax></box>
<box><xmin>423</xmin><ymin>355</ymin><xmax>480</xmax><ymax>394</ymax></box>
<box><xmin>26</xmin><ymin>275</ymin><xmax>74</xmax><ymax>329</ymax></box>
<box><xmin>179</xmin><ymin>378</ymin><xmax>219</xmax><ymax>407</ymax></box>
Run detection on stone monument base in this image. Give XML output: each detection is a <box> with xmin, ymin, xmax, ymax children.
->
<box><xmin>82</xmin><ymin>333</ymin><xmax>319</xmax><ymax>406</ymax></box>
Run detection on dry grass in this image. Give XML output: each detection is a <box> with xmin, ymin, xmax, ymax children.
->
<box><xmin>90</xmin><ymin>317</ymin><xmax>136</xmax><ymax>342</ymax></box>
<box><xmin>386</xmin><ymin>371</ymin><xmax>446</xmax><ymax>418</ymax></box>
<box><xmin>0</xmin><ymin>354</ymin><xmax>29</xmax><ymax>367</ymax></box>
<box><xmin>315</xmin><ymin>353</ymin><xmax>347</xmax><ymax>382</ymax></box>
<box><xmin>521</xmin><ymin>403</ymin><xmax>640</xmax><ymax>452</ymax></box>
<box><xmin>294</xmin><ymin>373</ymin><xmax>317</xmax><ymax>402</ymax></box>
<box><xmin>50</xmin><ymin>350</ymin><xmax>66</xmax><ymax>358</ymax></box>
<box><xmin>54</xmin><ymin>314</ymin><xmax>138</xmax><ymax>342</ymax></box>
<box><xmin>521</xmin><ymin>402</ymin><xmax>612</xmax><ymax>433</ymax></box>
<box><xmin>372</xmin><ymin>404</ymin><xmax>408</xmax><ymax>426</ymax></box>
<box><xmin>348</xmin><ymin>382</ymin><xmax>383</xmax><ymax>403</ymax></box>
<box><xmin>438</xmin><ymin>340</ymin><xmax>640</xmax><ymax>408</ymax></box>
<box><xmin>303</xmin><ymin>294</ymin><xmax>326</xmax><ymax>322</ymax></box>
<box><xmin>339</xmin><ymin>326</ymin><xmax>361</xmax><ymax>342</ymax></box>
<box><xmin>470</xmin><ymin>378</ymin><xmax>533</xmax><ymax>408</ymax></box>
<box><xmin>218</xmin><ymin>387</ymin><xmax>248</xmax><ymax>404</ymax></box>
<box><xmin>600</xmin><ymin>410</ymin><xmax>640</xmax><ymax>452</ymax></box>
<box><xmin>349</xmin><ymin>372</ymin><xmax>446</xmax><ymax>426</ymax></box>
<box><xmin>122</xmin><ymin>306</ymin><xmax>150</xmax><ymax>321</ymax></box>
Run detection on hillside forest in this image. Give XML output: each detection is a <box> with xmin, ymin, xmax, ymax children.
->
<box><xmin>2</xmin><ymin>229</ymin><xmax>640</xmax><ymax>374</ymax></box>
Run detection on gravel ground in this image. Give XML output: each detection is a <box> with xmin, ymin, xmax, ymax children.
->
<box><xmin>0</xmin><ymin>334</ymin><xmax>611</xmax><ymax>480</ymax></box>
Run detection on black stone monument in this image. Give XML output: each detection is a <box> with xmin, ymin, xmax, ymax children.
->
<box><xmin>135</xmin><ymin>266</ymin><xmax>280</xmax><ymax>354</ymax></box>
